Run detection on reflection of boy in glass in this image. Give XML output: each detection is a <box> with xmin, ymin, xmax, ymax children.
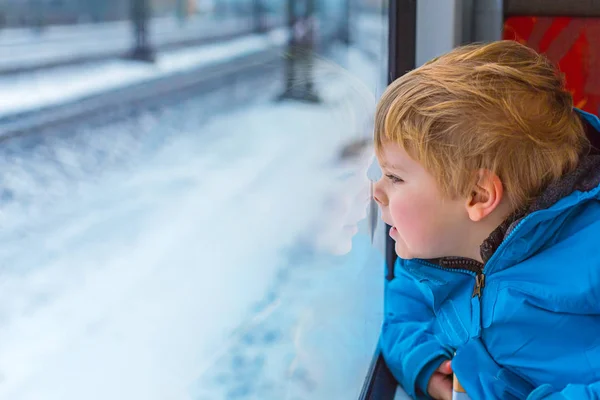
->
<box><xmin>311</xmin><ymin>138</ymin><xmax>375</xmax><ymax>256</ymax></box>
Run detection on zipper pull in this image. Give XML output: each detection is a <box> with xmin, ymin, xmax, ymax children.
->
<box><xmin>472</xmin><ymin>273</ymin><xmax>486</xmax><ymax>298</ymax></box>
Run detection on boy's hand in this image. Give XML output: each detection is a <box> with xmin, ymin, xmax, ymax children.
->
<box><xmin>427</xmin><ymin>360</ymin><xmax>453</xmax><ymax>400</ymax></box>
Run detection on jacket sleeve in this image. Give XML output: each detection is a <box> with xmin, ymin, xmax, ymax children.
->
<box><xmin>379</xmin><ymin>258</ymin><xmax>452</xmax><ymax>399</ymax></box>
<box><xmin>527</xmin><ymin>382</ymin><xmax>600</xmax><ymax>399</ymax></box>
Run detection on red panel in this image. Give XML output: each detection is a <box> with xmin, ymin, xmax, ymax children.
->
<box><xmin>504</xmin><ymin>16</ymin><xmax>600</xmax><ymax>115</ymax></box>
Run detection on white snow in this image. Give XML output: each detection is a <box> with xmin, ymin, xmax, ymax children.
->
<box><xmin>0</xmin><ymin>45</ymin><xmax>387</xmax><ymax>400</ymax></box>
<box><xmin>0</xmin><ymin>29</ymin><xmax>287</xmax><ymax>118</ymax></box>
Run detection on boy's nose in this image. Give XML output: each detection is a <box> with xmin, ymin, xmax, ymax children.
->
<box><xmin>372</xmin><ymin>180</ymin><xmax>388</xmax><ymax>207</ymax></box>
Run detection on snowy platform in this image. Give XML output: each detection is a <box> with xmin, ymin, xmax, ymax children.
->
<box><xmin>0</xmin><ymin>15</ymin><xmax>280</xmax><ymax>74</ymax></box>
<box><xmin>0</xmin><ymin>28</ymin><xmax>288</xmax><ymax>127</ymax></box>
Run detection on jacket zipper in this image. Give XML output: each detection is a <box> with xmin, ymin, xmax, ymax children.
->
<box><xmin>472</xmin><ymin>273</ymin><xmax>485</xmax><ymax>298</ymax></box>
<box><xmin>414</xmin><ymin>259</ymin><xmax>485</xmax><ymax>338</ymax></box>
<box><xmin>422</xmin><ymin>258</ymin><xmax>486</xmax><ymax>298</ymax></box>
<box><xmin>405</xmin><ymin>214</ymin><xmax>541</xmax><ymax>340</ymax></box>
<box><xmin>413</xmin><ymin>216</ymin><xmax>531</xmax><ymax>300</ymax></box>
<box><xmin>471</xmin><ymin>216</ymin><xmax>531</xmax><ymax>298</ymax></box>
<box><xmin>413</xmin><ymin>259</ymin><xmax>475</xmax><ymax>275</ymax></box>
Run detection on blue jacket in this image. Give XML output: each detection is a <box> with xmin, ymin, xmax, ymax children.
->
<box><xmin>380</xmin><ymin>109</ymin><xmax>600</xmax><ymax>400</ymax></box>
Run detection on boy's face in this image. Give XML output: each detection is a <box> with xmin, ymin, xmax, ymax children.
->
<box><xmin>373</xmin><ymin>142</ymin><xmax>469</xmax><ymax>260</ymax></box>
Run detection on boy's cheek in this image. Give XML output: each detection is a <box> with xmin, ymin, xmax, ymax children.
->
<box><xmin>393</xmin><ymin>205</ymin><xmax>436</xmax><ymax>252</ymax></box>
<box><xmin>391</xmin><ymin>201</ymin><xmax>422</xmax><ymax>228</ymax></box>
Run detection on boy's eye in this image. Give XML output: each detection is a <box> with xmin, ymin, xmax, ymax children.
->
<box><xmin>386</xmin><ymin>174</ymin><xmax>404</xmax><ymax>184</ymax></box>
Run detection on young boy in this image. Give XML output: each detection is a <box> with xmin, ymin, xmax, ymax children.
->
<box><xmin>372</xmin><ymin>40</ymin><xmax>600</xmax><ymax>400</ymax></box>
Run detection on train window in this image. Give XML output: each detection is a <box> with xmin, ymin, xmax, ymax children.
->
<box><xmin>0</xmin><ymin>0</ymin><xmax>388</xmax><ymax>399</ymax></box>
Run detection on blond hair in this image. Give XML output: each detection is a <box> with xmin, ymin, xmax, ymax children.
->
<box><xmin>375</xmin><ymin>40</ymin><xmax>588</xmax><ymax>211</ymax></box>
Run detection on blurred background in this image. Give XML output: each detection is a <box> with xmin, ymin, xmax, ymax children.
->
<box><xmin>0</xmin><ymin>1</ymin><xmax>388</xmax><ymax>399</ymax></box>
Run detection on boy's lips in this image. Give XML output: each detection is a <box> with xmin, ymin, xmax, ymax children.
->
<box><xmin>389</xmin><ymin>226</ymin><xmax>398</xmax><ymax>238</ymax></box>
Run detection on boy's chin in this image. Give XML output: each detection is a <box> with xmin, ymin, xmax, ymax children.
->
<box><xmin>394</xmin><ymin>242</ymin><xmax>425</xmax><ymax>260</ymax></box>
<box><xmin>395</xmin><ymin>243</ymin><xmax>446</xmax><ymax>261</ymax></box>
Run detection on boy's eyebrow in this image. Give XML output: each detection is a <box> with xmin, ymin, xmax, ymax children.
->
<box><xmin>379</xmin><ymin>162</ymin><xmax>406</xmax><ymax>171</ymax></box>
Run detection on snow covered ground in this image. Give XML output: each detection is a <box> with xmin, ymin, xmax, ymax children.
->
<box><xmin>0</xmin><ymin>29</ymin><xmax>287</xmax><ymax>118</ymax></box>
<box><xmin>0</xmin><ymin>44</ymin><xmax>390</xmax><ymax>400</ymax></box>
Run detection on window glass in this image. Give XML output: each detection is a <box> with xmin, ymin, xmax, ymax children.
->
<box><xmin>0</xmin><ymin>1</ymin><xmax>388</xmax><ymax>398</ymax></box>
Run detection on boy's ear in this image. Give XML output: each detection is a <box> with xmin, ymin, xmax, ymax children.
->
<box><xmin>465</xmin><ymin>169</ymin><xmax>503</xmax><ymax>222</ymax></box>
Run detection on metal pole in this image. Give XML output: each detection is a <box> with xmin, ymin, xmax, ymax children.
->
<box><xmin>129</xmin><ymin>0</ymin><xmax>155</xmax><ymax>62</ymax></box>
<box><xmin>301</xmin><ymin>0</ymin><xmax>320</xmax><ymax>102</ymax></box>
<box><xmin>278</xmin><ymin>0</ymin><xmax>320</xmax><ymax>103</ymax></box>
<box><xmin>30</xmin><ymin>0</ymin><xmax>44</xmax><ymax>33</ymax></box>
<box><xmin>278</xmin><ymin>0</ymin><xmax>297</xmax><ymax>100</ymax></box>
<box><xmin>253</xmin><ymin>0</ymin><xmax>266</xmax><ymax>33</ymax></box>
<box><xmin>341</xmin><ymin>0</ymin><xmax>351</xmax><ymax>45</ymax></box>
<box><xmin>90</xmin><ymin>0</ymin><xmax>107</xmax><ymax>23</ymax></box>
<box><xmin>176</xmin><ymin>0</ymin><xmax>187</xmax><ymax>24</ymax></box>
